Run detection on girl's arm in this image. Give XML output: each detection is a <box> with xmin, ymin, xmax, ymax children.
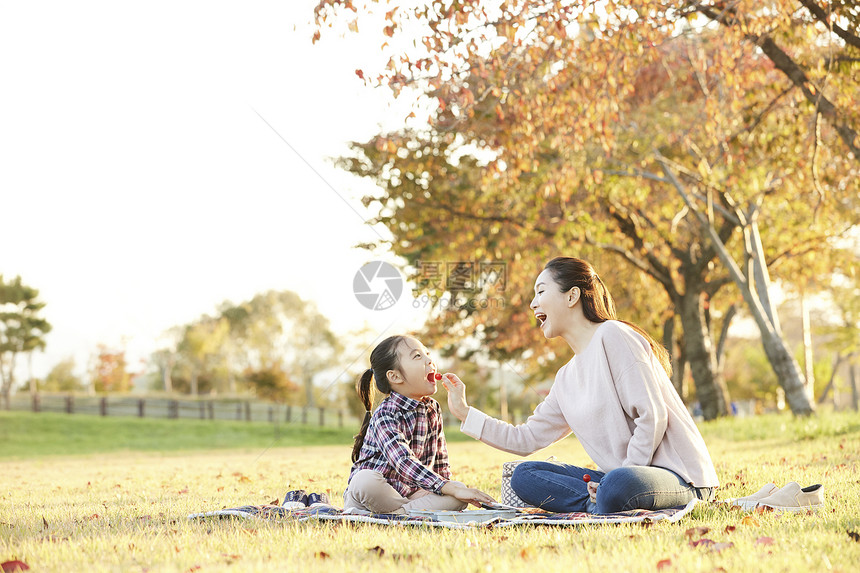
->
<box><xmin>430</xmin><ymin>401</ymin><xmax>452</xmax><ymax>479</ymax></box>
<box><xmin>443</xmin><ymin>373</ymin><xmax>571</xmax><ymax>456</ymax></box>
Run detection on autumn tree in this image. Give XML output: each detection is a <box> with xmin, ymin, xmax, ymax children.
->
<box><xmin>90</xmin><ymin>345</ymin><xmax>130</xmax><ymax>393</ymax></box>
<box><xmin>315</xmin><ymin>0</ymin><xmax>858</xmax><ymax>418</ymax></box>
<box><xmin>0</xmin><ymin>275</ymin><xmax>52</xmax><ymax>409</ymax></box>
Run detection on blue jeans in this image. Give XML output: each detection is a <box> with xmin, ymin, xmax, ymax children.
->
<box><xmin>510</xmin><ymin>461</ymin><xmax>715</xmax><ymax>514</ymax></box>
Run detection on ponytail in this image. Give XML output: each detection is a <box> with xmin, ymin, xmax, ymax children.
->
<box><xmin>351</xmin><ymin>369</ymin><xmax>375</xmax><ymax>463</ymax></box>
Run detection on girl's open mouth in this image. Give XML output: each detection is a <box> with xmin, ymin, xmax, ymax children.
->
<box><xmin>535</xmin><ymin>313</ymin><xmax>547</xmax><ymax>326</ymax></box>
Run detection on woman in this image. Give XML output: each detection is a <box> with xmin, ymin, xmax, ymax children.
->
<box><xmin>442</xmin><ymin>256</ymin><xmax>718</xmax><ymax>513</ymax></box>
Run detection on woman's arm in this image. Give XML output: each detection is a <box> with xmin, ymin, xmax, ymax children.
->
<box><xmin>614</xmin><ymin>359</ymin><xmax>669</xmax><ymax>467</ymax></box>
<box><xmin>442</xmin><ymin>373</ymin><xmax>571</xmax><ymax>456</ymax></box>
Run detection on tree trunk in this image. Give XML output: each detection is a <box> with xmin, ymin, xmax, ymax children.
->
<box><xmin>305</xmin><ymin>374</ymin><xmax>315</xmax><ymax>408</ymax></box>
<box><xmin>663</xmin><ymin>317</ymin><xmax>682</xmax><ymax>398</ymax></box>
<box><xmin>190</xmin><ymin>369</ymin><xmax>198</xmax><ymax>395</ymax></box>
<box><xmin>676</xmin><ymin>288</ymin><xmax>731</xmax><ymax>420</ymax></box>
<box><xmin>850</xmin><ymin>361</ymin><xmax>859</xmax><ymax>412</ymax></box>
<box><xmin>760</xmin><ymin>329</ymin><xmax>813</xmax><ymax>415</ymax></box>
<box><xmin>661</xmin><ymin>159</ymin><xmax>815</xmax><ymax>417</ymax></box>
<box><xmin>817</xmin><ymin>353</ymin><xmax>842</xmax><ymax>405</ymax></box>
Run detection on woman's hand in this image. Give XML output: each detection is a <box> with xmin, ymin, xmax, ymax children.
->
<box><xmin>587</xmin><ymin>480</ymin><xmax>599</xmax><ymax>503</ymax></box>
<box><xmin>441</xmin><ymin>481</ymin><xmax>497</xmax><ymax>507</ymax></box>
<box><xmin>441</xmin><ymin>373</ymin><xmax>470</xmax><ymax>422</ymax></box>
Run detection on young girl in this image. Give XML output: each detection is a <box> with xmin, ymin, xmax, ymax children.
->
<box><xmin>444</xmin><ymin>257</ymin><xmax>719</xmax><ymax>514</ymax></box>
<box><xmin>343</xmin><ymin>334</ymin><xmax>495</xmax><ymax>514</ymax></box>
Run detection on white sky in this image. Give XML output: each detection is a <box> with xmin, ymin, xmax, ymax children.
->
<box><xmin>1</xmin><ymin>0</ymin><xmax>431</xmax><ymax>380</ymax></box>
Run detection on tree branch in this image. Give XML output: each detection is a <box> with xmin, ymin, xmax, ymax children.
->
<box><xmin>798</xmin><ymin>0</ymin><xmax>860</xmax><ymax>50</ymax></box>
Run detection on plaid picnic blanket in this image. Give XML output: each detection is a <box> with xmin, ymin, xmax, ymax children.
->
<box><xmin>188</xmin><ymin>499</ymin><xmax>699</xmax><ymax>529</ymax></box>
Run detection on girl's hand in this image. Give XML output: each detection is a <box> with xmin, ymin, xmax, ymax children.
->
<box><xmin>441</xmin><ymin>373</ymin><xmax>470</xmax><ymax>422</ymax></box>
<box><xmin>587</xmin><ymin>480</ymin><xmax>599</xmax><ymax>503</ymax></box>
<box><xmin>441</xmin><ymin>481</ymin><xmax>497</xmax><ymax>507</ymax></box>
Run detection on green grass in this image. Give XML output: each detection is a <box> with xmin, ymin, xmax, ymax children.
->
<box><xmin>0</xmin><ymin>411</ymin><xmax>356</xmax><ymax>458</ymax></box>
<box><xmin>1</xmin><ymin>411</ymin><xmax>859</xmax><ymax>572</ymax></box>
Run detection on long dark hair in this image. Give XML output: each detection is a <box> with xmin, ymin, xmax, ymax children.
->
<box><xmin>544</xmin><ymin>256</ymin><xmax>673</xmax><ymax>376</ymax></box>
<box><xmin>351</xmin><ymin>334</ymin><xmax>409</xmax><ymax>463</ymax></box>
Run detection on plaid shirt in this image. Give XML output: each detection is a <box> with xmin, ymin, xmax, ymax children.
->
<box><xmin>348</xmin><ymin>391</ymin><xmax>451</xmax><ymax>497</ymax></box>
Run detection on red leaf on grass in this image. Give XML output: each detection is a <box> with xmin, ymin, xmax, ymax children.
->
<box><xmin>1</xmin><ymin>561</ymin><xmax>30</xmax><ymax>572</ymax></box>
<box><xmin>756</xmin><ymin>537</ymin><xmax>775</xmax><ymax>546</ymax></box>
<box><xmin>685</xmin><ymin>526</ymin><xmax>710</xmax><ymax>539</ymax></box>
<box><xmin>742</xmin><ymin>515</ymin><xmax>761</xmax><ymax>527</ymax></box>
<box><xmin>368</xmin><ymin>546</ymin><xmax>385</xmax><ymax>557</ymax></box>
<box><xmin>688</xmin><ymin>539</ymin><xmax>734</xmax><ymax>553</ymax></box>
<box><xmin>656</xmin><ymin>558</ymin><xmax>672</xmax><ymax>569</ymax></box>
<box><xmin>315</xmin><ymin>551</ymin><xmax>329</xmax><ymax>559</ymax></box>
<box><xmin>724</xmin><ymin>525</ymin><xmax>736</xmax><ymax>534</ymax></box>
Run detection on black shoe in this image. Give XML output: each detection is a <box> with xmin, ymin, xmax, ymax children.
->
<box><xmin>282</xmin><ymin>489</ymin><xmax>308</xmax><ymax>509</ymax></box>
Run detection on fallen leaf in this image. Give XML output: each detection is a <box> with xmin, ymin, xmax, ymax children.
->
<box><xmin>41</xmin><ymin>516</ymin><xmax>49</xmax><ymax>530</ymax></box>
<box><xmin>685</xmin><ymin>526</ymin><xmax>710</xmax><ymax>539</ymax></box>
<box><xmin>756</xmin><ymin>537</ymin><xmax>775</xmax><ymax>546</ymax></box>
<box><xmin>754</xmin><ymin>505</ymin><xmax>773</xmax><ymax>515</ymax></box>
<box><xmin>519</xmin><ymin>546</ymin><xmax>536</xmax><ymax>559</ymax></box>
<box><xmin>848</xmin><ymin>530</ymin><xmax>860</xmax><ymax>542</ymax></box>
<box><xmin>315</xmin><ymin>551</ymin><xmax>329</xmax><ymax>559</ymax></box>
<box><xmin>656</xmin><ymin>558</ymin><xmax>672</xmax><ymax>570</ymax></box>
<box><xmin>186</xmin><ymin>567</ymin><xmax>201</xmax><ymax>572</ymax></box>
<box><xmin>1</xmin><ymin>560</ymin><xmax>29</xmax><ymax>572</ymax></box>
<box><xmin>689</xmin><ymin>538</ymin><xmax>715</xmax><ymax>549</ymax></box>
<box><xmin>368</xmin><ymin>546</ymin><xmax>385</xmax><ymax>557</ymax></box>
<box><xmin>724</xmin><ymin>525</ymin><xmax>736</xmax><ymax>534</ymax></box>
<box><xmin>712</xmin><ymin>542</ymin><xmax>734</xmax><ymax>553</ymax></box>
<box><xmin>742</xmin><ymin>515</ymin><xmax>761</xmax><ymax>527</ymax></box>
<box><xmin>177</xmin><ymin>489</ymin><xmax>189</xmax><ymax>495</ymax></box>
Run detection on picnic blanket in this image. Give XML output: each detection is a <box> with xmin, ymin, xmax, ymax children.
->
<box><xmin>188</xmin><ymin>499</ymin><xmax>699</xmax><ymax>529</ymax></box>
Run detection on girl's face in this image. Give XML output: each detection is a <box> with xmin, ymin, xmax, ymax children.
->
<box><xmin>530</xmin><ymin>268</ymin><xmax>577</xmax><ymax>339</ymax></box>
<box><xmin>388</xmin><ymin>337</ymin><xmax>439</xmax><ymax>399</ymax></box>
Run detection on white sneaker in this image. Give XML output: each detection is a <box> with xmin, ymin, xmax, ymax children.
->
<box><xmin>756</xmin><ymin>482</ymin><xmax>824</xmax><ymax>513</ymax></box>
<box><xmin>729</xmin><ymin>483</ymin><xmax>780</xmax><ymax>510</ymax></box>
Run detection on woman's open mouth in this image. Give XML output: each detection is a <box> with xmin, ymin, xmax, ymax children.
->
<box><xmin>535</xmin><ymin>313</ymin><xmax>547</xmax><ymax>327</ymax></box>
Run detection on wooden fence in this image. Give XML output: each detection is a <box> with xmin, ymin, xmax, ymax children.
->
<box><xmin>7</xmin><ymin>393</ymin><xmax>359</xmax><ymax>428</ymax></box>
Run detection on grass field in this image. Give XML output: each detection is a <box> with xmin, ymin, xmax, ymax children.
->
<box><xmin>1</xmin><ymin>410</ymin><xmax>859</xmax><ymax>572</ymax></box>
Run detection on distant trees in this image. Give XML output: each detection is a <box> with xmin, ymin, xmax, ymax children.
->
<box><xmin>154</xmin><ymin>290</ymin><xmax>341</xmax><ymax>404</ymax></box>
<box><xmin>0</xmin><ymin>275</ymin><xmax>51</xmax><ymax>409</ymax></box>
<box><xmin>42</xmin><ymin>357</ymin><xmax>84</xmax><ymax>393</ymax></box>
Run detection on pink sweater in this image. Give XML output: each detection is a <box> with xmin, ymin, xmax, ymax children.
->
<box><xmin>461</xmin><ymin>321</ymin><xmax>719</xmax><ymax>487</ymax></box>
